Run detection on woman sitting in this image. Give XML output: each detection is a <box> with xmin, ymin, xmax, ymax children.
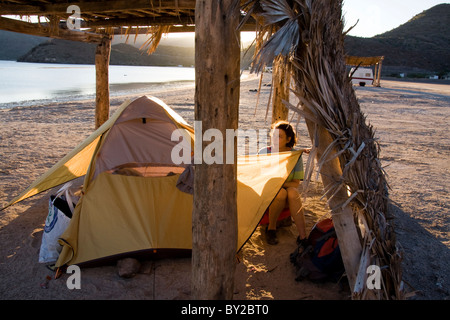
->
<box><xmin>259</xmin><ymin>121</ymin><xmax>308</xmax><ymax>248</ymax></box>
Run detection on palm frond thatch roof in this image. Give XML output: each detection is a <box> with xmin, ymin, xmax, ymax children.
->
<box><xmin>1</xmin><ymin>0</ymin><xmax>196</xmax><ymax>27</ymax></box>
<box><xmin>345</xmin><ymin>55</ymin><xmax>384</xmax><ymax>67</ymax></box>
<box><xmin>0</xmin><ymin>0</ymin><xmax>197</xmax><ymax>51</ymax></box>
<box><xmin>0</xmin><ymin>0</ymin><xmax>256</xmax><ymax>52</ymax></box>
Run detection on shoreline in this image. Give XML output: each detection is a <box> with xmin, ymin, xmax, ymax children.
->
<box><xmin>0</xmin><ymin>80</ymin><xmax>196</xmax><ymax>111</ymax></box>
<box><xmin>0</xmin><ymin>73</ymin><xmax>259</xmax><ymax>111</ymax></box>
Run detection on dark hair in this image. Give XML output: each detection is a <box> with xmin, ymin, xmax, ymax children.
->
<box><xmin>272</xmin><ymin>121</ymin><xmax>297</xmax><ymax>148</ymax></box>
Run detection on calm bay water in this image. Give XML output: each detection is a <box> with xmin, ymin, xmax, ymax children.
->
<box><xmin>0</xmin><ymin>60</ymin><xmax>195</xmax><ymax>109</ymax></box>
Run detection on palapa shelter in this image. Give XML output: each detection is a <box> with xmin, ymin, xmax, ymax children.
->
<box><xmin>0</xmin><ymin>0</ymin><xmax>403</xmax><ymax>300</ymax></box>
<box><xmin>345</xmin><ymin>55</ymin><xmax>385</xmax><ymax>87</ymax></box>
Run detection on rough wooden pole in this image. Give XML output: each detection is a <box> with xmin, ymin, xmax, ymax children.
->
<box><xmin>305</xmin><ymin>119</ymin><xmax>362</xmax><ymax>288</ymax></box>
<box><xmin>95</xmin><ymin>36</ymin><xmax>111</xmax><ymax>129</ymax></box>
<box><xmin>376</xmin><ymin>60</ymin><xmax>383</xmax><ymax>87</ymax></box>
<box><xmin>271</xmin><ymin>57</ymin><xmax>290</xmax><ymax>124</ymax></box>
<box><xmin>373</xmin><ymin>63</ymin><xmax>379</xmax><ymax>87</ymax></box>
<box><xmin>192</xmin><ymin>0</ymin><xmax>240</xmax><ymax>299</ymax></box>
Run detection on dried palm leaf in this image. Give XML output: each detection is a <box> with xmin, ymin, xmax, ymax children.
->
<box><xmin>139</xmin><ymin>25</ymin><xmax>171</xmax><ymax>55</ymax></box>
<box><xmin>250</xmin><ymin>0</ymin><xmax>300</xmax><ymax>72</ymax></box>
<box><xmin>259</xmin><ymin>0</ymin><xmax>297</xmax><ymax>24</ymax></box>
<box><xmin>240</xmin><ymin>0</ymin><xmax>404</xmax><ymax>300</ymax></box>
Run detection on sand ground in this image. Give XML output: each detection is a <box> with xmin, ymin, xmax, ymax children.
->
<box><xmin>0</xmin><ymin>74</ymin><xmax>449</xmax><ymax>300</ymax></box>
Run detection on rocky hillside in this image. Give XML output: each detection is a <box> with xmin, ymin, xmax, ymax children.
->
<box><xmin>0</xmin><ymin>30</ymin><xmax>47</xmax><ymax>60</ymax></box>
<box><xmin>15</xmin><ymin>39</ymin><xmax>195</xmax><ymax>67</ymax></box>
<box><xmin>110</xmin><ymin>43</ymin><xmax>194</xmax><ymax>67</ymax></box>
<box><xmin>345</xmin><ymin>4</ymin><xmax>450</xmax><ymax>75</ymax></box>
<box><xmin>2</xmin><ymin>4</ymin><xmax>449</xmax><ymax>74</ymax></box>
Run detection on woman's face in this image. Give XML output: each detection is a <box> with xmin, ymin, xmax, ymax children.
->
<box><xmin>272</xmin><ymin>128</ymin><xmax>290</xmax><ymax>151</ymax></box>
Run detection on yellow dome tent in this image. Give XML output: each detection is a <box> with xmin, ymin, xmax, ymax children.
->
<box><xmin>3</xmin><ymin>96</ymin><xmax>301</xmax><ymax>267</ymax></box>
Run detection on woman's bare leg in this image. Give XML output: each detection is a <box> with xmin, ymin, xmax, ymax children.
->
<box><xmin>286</xmin><ymin>187</ymin><xmax>307</xmax><ymax>239</ymax></box>
<box><xmin>268</xmin><ymin>188</ymin><xmax>287</xmax><ymax>230</ymax></box>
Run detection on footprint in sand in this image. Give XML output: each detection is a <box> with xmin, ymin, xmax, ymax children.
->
<box><xmin>30</xmin><ymin>229</ymin><xmax>43</xmax><ymax>249</ymax></box>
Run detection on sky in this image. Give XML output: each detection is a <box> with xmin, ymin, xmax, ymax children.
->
<box><xmin>342</xmin><ymin>0</ymin><xmax>449</xmax><ymax>38</ymax></box>
<box><xmin>166</xmin><ymin>0</ymin><xmax>449</xmax><ymax>46</ymax></box>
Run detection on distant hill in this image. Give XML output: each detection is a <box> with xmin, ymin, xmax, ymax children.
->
<box><xmin>0</xmin><ymin>30</ymin><xmax>47</xmax><ymax>60</ymax></box>
<box><xmin>345</xmin><ymin>4</ymin><xmax>450</xmax><ymax>75</ymax></box>
<box><xmin>16</xmin><ymin>39</ymin><xmax>195</xmax><ymax>67</ymax></box>
<box><xmin>17</xmin><ymin>39</ymin><xmax>97</xmax><ymax>64</ymax></box>
<box><xmin>110</xmin><ymin>43</ymin><xmax>194</xmax><ymax>67</ymax></box>
<box><xmin>112</xmin><ymin>33</ymin><xmax>195</xmax><ymax>48</ymax></box>
<box><xmin>3</xmin><ymin>4</ymin><xmax>449</xmax><ymax>74</ymax></box>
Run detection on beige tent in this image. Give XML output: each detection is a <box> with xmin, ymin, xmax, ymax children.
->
<box><xmin>4</xmin><ymin>96</ymin><xmax>301</xmax><ymax>267</ymax></box>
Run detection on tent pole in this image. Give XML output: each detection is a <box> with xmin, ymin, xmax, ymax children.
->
<box><xmin>192</xmin><ymin>0</ymin><xmax>240</xmax><ymax>299</ymax></box>
<box><xmin>95</xmin><ymin>36</ymin><xmax>111</xmax><ymax>129</ymax></box>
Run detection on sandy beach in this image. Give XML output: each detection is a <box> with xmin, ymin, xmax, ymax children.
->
<box><xmin>0</xmin><ymin>73</ymin><xmax>449</xmax><ymax>300</ymax></box>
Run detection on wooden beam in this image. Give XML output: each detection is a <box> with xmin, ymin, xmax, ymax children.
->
<box><xmin>95</xmin><ymin>36</ymin><xmax>112</xmax><ymax>129</ymax></box>
<box><xmin>74</xmin><ymin>14</ymin><xmax>256</xmax><ymax>30</ymax></box>
<box><xmin>111</xmin><ymin>25</ymin><xmax>196</xmax><ymax>34</ymax></box>
<box><xmin>1</xmin><ymin>15</ymin><xmax>256</xmax><ymax>35</ymax></box>
<box><xmin>375</xmin><ymin>60</ymin><xmax>383</xmax><ymax>87</ymax></box>
<box><xmin>109</xmin><ymin>23</ymin><xmax>257</xmax><ymax>34</ymax></box>
<box><xmin>83</xmin><ymin>15</ymin><xmax>195</xmax><ymax>28</ymax></box>
<box><xmin>0</xmin><ymin>0</ymin><xmax>197</xmax><ymax>15</ymax></box>
<box><xmin>0</xmin><ymin>16</ymin><xmax>105</xmax><ymax>43</ymax></box>
<box><xmin>192</xmin><ymin>0</ymin><xmax>240</xmax><ymax>300</ymax></box>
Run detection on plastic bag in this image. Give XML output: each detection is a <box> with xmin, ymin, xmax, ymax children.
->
<box><xmin>38</xmin><ymin>182</ymin><xmax>76</xmax><ymax>263</ymax></box>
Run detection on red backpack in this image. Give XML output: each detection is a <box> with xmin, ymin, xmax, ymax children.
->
<box><xmin>290</xmin><ymin>218</ymin><xmax>345</xmax><ymax>283</ymax></box>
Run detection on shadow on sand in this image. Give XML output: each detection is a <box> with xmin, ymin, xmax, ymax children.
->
<box><xmin>389</xmin><ymin>201</ymin><xmax>450</xmax><ymax>300</ymax></box>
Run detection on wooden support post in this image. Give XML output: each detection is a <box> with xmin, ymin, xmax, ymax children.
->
<box><xmin>305</xmin><ymin>120</ymin><xmax>362</xmax><ymax>288</ymax></box>
<box><xmin>376</xmin><ymin>60</ymin><xmax>383</xmax><ymax>87</ymax></box>
<box><xmin>271</xmin><ymin>56</ymin><xmax>290</xmax><ymax>124</ymax></box>
<box><xmin>95</xmin><ymin>36</ymin><xmax>111</xmax><ymax>129</ymax></box>
<box><xmin>373</xmin><ymin>63</ymin><xmax>379</xmax><ymax>87</ymax></box>
<box><xmin>192</xmin><ymin>0</ymin><xmax>240</xmax><ymax>300</ymax></box>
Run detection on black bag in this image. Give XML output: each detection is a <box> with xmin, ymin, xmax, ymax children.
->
<box><xmin>50</xmin><ymin>195</ymin><xmax>74</xmax><ymax>219</ymax></box>
<box><xmin>290</xmin><ymin>218</ymin><xmax>345</xmax><ymax>283</ymax></box>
